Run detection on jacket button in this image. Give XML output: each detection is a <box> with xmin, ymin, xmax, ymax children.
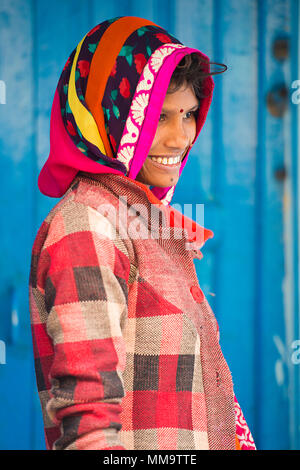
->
<box><xmin>190</xmin><ymin>286</ymin><xmax>204</xmax><ymax>303</ymax></box>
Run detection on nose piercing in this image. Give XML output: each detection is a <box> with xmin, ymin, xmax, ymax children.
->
<box><xmin>180</xmin><ymin>109</ymin><xmax>184</xmax><ymax>113</ymax></box>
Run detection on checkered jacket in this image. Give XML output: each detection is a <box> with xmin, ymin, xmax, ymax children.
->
<box><xmin>29</xmin><ymin>172</ymin><xmax>256</xmax><ymax>450</ymax></box>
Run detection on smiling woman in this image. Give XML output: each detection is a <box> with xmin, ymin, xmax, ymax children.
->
<box><xmin>135</xmin><ymin>52</ymin><xmax>218</xmax><ymax>189</ymax></box>
<box><xmin>29</xmin><ymin>16</ymin><xmax>255</xmax><ymax>451</ymax></box>
<box><xmin>136</xmin><ymin>83</ymin><xmax>199</xmax><ymax>187</ymax></box>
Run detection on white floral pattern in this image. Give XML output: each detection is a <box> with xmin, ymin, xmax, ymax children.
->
<box><xmin>162</xmin><ymin>186</ymin><xmax>175</xmax><ymax>206</ymax></box>
<box><xmin>234</xmin><ymin>398</ymin><xmax>256</xmax><ymax>450</ymax></box>
<box><xmin>119</xmin><ymin>116</ymin><xmax>139</xmax><ymax>146</ymax></box>
<box><xmin>136</xmin><ymin>64</ymin><xmax>154</xmax><ymax>93</ymax></box>
<box><xmin>118</xmin><ymin>145</ymin><xmax>134</xmax><ymax>165</ymax></box>
<box><xmin>150</xmin><ymin>45</ymin><xmax>183</xmax><ymax>72</ymax></box>
<box><xmin>131</xmin><ymin>93</ymin><xmax>149</xmax><ymax>125</ymax></box>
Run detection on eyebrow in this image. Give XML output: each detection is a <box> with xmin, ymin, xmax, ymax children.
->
<box><xmin>161</xmin><ymin>103</ymin><xmax>200</xmax><ymax>113</ymax></box>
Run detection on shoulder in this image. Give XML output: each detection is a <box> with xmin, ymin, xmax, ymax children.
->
<box><xmin>39</xmin><ymin>177</ymin><xmax>115</xmax><ymax>244</ymax></box>
<box><xmin>40</xmin><ymin>176</ymin><xmax>133</xmax><ymax>263</ymax></box>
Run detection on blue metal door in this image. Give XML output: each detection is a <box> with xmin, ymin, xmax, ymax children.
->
<box><xmin>0</xmin><ymin>0</ymin><xmax>298</xmax><ymax>450</ymax></box>
<box><xmin>174</xmin><ymin>0</ymin><xmax>298</xmax><ymax>450</ymax></box>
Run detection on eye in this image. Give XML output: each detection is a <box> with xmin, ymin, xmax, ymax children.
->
<box><xmin>158</xmin><ymin>113</ymin><xmax>166</xmax><ymax>122</ymax></box>
<box><xmin>185</xmin><ymin>110</ymin><xmax>197</xmax><ymax>119</ymax></box>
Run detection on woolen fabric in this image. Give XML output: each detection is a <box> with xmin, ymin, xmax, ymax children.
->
<box><xmin>29</xmin><ymin>16</ymin><xmax>256</xmax><ymax>450</ymax></box>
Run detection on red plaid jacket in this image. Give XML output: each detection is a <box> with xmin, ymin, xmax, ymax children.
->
<box><xmin>29</xmin><ymin>172</ymin><xmax>256</xmax><ymax>450</ymax></box>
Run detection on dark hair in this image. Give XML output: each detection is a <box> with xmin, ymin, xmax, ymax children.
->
<box><xmin>169</xmin><ymin>52</ymin><xmax>227</xmax><ymax>101</ymax></box>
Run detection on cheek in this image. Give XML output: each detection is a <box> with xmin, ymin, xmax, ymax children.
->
<box><xmin>137</xmin><ymin>158</ymin><xmax>152</xmax><ymax>180</ymax></box>
<box><xmin>148</xmin><ymin>131</ymin><xmax>160</xmax><ymax>153</ymax></box>
<box><xmin>189</xmin><ymin>120</ymin><xmax>197</xmax><ymax>141</ymax></box>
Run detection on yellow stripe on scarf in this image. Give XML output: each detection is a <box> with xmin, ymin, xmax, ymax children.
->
<box><xmin>85</xmin><ymin>17</ymin><xmax>156</xmax><ymax>159</ymax></box>
<box><xmin>68</xmin><ymin>34</ymin><xmax>106</xmax><ymax>155</ymax></box>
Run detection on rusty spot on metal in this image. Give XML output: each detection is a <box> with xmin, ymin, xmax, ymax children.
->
<box><xmin>274</xmin><ymin>167</ymin><xmax>287</xmax><ymax>182</ymax></box>
<box><xmin>272</xmin><ymin>38</ymin><xmax>289</xmax><ymax>61</ymax></box>
<box><xmin>266</xmin><ymin>84</ymin><xmax>288</xmax><ymax>117</ymax></box>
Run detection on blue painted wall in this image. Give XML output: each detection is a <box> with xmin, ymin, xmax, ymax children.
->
<box><xmin>0</xmin><ymin>0</ymin><xmax>298</xmax><ymax>450</ymax></box>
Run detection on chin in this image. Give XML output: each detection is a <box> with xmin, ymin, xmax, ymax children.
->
<box><xmin>151</xmin><ymin>178</ymin><xmax>179</xmax><ymax>188</ymax></box>
<box><xmin>162</xmin><ymin>182</ymin><xmax>177</xmax><ymax>188</ymax></box>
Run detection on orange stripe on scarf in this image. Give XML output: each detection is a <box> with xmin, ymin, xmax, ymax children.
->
<box><xmin>85</xmin><ymin>17</ymin><xmax>156</xmax><ymax>158</ymax></box>
<box><xmin>235</xmin><ymin>434</ymin><xmax>241</xmax><ymax>449</ymax></box>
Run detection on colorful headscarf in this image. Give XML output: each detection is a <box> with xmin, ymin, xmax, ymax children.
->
<box><xmin>38</xmin><ymin>16</ymin><xmax>214</xmax><ymax>205</ymax></box>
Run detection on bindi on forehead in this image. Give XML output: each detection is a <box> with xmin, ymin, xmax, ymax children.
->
<box><xmin>161</xmin><ymin>102</ymin><xmax>199</xmax><ymax>115</ymax></box>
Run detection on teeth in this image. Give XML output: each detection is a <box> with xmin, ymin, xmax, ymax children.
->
<box><xmin>151</xmin><ymin>155</ymin><xmax>181</xmax><ymax>165</ymax></box>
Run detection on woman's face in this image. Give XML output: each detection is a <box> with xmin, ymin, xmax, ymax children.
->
<box><xmin>136</xmin><ymin>82</ymin><xmax>199</xmax><ymax>188</ymax></box>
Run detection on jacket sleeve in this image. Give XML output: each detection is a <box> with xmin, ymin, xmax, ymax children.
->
<box><xmin>40</xmin><ymin>204</ymin><xmax>130</xmax><ymax>450</ymax></box>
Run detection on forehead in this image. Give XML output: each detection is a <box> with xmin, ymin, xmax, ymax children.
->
<box><xmin>163</xmin><ymin>84</ymin><xmax>198</xmax><ymax>109</ymax></box>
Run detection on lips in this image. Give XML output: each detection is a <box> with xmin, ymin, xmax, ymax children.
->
<box><xmin>148</xmin><ymin>158</ymin><xmax>181</xmax><ymax>172</ymax></box>
<box><xmin>149</xmin><ymin>155</ymin><xmax>182</xmax><ymax>167</ymax></box>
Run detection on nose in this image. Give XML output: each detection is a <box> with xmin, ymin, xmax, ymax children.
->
<box><xmin>164</xmin><ymin>119</ymin><xmax>190</xmax><ymax>150</ymax></box>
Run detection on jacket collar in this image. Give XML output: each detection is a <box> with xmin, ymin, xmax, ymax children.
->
<box><xmin>75</xmin><ymin>171</ymin><xmax>214</xmax><ymax>254</ymax></box>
